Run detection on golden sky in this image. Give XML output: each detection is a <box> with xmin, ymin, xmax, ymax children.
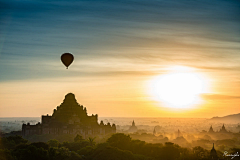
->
<box><xmin>0</xmin><ymin>0</ymin><xmax>240</xmax><ymax>118</ymax></box>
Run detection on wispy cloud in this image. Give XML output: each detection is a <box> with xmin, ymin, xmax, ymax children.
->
<box><xmin>201</xmin><ymin>94</ymin><xmax>240</xmax><ymax>100</ymax></box>
<box><xmin>0</xmin><ymin>0</ymin><xmax>239</xmax><ymax>82</ymax></box>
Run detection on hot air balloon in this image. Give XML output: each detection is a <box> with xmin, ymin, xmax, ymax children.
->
<box><xmin>61</xmin><ymin>53</ymin><xmax>74</xmax><ymax>69</ymax></box>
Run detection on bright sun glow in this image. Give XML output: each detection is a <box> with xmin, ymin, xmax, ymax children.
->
<box><xmin>149</xmin><ymin>66</ymin><xmax>208</xmax><ymax>109</ymax></box>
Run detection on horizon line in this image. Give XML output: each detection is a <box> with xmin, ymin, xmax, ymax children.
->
<box><xmin>0</xmin><ymin>116</ymin><xmax>209</xmax><ymax>119</ymax></box>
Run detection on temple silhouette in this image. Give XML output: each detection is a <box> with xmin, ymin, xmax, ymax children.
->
<box><xmin>22</xmin><ymin>93</ymin><xmax>116</xmax><ymax>138</ymax></box>
<box><xmin>128</xmin><ymin>120</ymin><xmax>138</xmax><ymax>133</ymax></box>
<box><xmin>208</xmin><ymin>124</ymin><xmax>229</xmax><ymax>133</ymax></box>
<box><xmin>210</xmin><ymin>143</ymin><xmax>218</xmax><ymax>160</ymax></box>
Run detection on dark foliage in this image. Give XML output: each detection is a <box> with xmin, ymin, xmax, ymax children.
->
<box><xmin>0</xmin><ymin>133</ymin><xmax>235</xmax><ymax>160</ymax></box>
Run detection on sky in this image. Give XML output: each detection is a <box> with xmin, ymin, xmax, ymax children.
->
<box><xmin>0</xmin><ymin>0</ymin><xmax>240</xmax><ymax>118</ymax></box>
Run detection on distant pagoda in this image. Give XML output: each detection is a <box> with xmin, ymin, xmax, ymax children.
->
<box><xmin>207</xmin><ymin>124</ymin><xmax>230</xmax><ymax>134</ymax></box>
<box><xmin>128</xmin><ymin>120</ymin><xmax>138</xmax><ymax>133</ymax></box>
<box><xmin>153</xmin><ymin>127</ymin><xmax>156</xmax><ymax>136</ymax></box>
<box><xmin>22</xmin><ymin>93</ymin><xmax>116</xmax><ymax>138</ymax></box>
<box><xmin>219</xmin><ymin>124</ymin><xmax>228</xmax><ymax>133</ymax></box>
<box><xmin>208</xmin><ymin>125</ymin><xmax>215</xmax><ymax>133</ymax></box>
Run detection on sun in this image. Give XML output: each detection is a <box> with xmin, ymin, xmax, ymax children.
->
<box><xmin>148</xmin><ymin>66</ymin><xmax>208</xmax><ymax>109</ymax></box>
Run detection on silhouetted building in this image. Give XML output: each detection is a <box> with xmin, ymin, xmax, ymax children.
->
<box><xmin>208</xmin><ymin>125</ymin><xmax>215</xmax><ymax>133</ymax></box>
<box><xmin>128</xmin><ymin>120</ymin><xmax>138</xmax><ymax>133</ymax></box>
<box><xmin>210</xmin><ymin>143</ymin><xmax>218</xmax><ymax>160</ymax></box>
<box><xmin>153</xmin><ymin>127</ymin><xmax>156</xmax><ymax>135</ymax></box>
<box><xmin>207</xmin><ymin>124</ymin><xmax>229</xmax><ymax>134</ymax></box>
<box><xmin>219</xmin><ymin>124</ymin><xmax>228</xmax><ymax>133</ymax></box>
<box><xmin>175</xmin><ymin>129</ymin><xmax>182</xmax><ymax>138</ymax></box>
<box><xmin>22</xmin><ymin>93</ymin><xmax>116</xmax><ymax>138</ymax></box>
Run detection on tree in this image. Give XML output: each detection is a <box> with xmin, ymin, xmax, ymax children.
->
<box><xmin>74</xmin><ymin>135</ymin><xmax>83</xmax><ymax>143</ymax></box>
<box><xmin>31</xmin><ymin>142</ymin><xmax>49</xmax><ymax>150</ymax></box>
<box><xmin>0</xmin><ymin>135</ymin><xmax>28</xmax><ymax>150</ymax></box>
<box><xmin>54</xmin><ymin>147</ymin><xmax>71</xmax><ymax>160</ymax></box>
<box><xmin>158</xmin><ymin>143</ymin><xmax>180</xmax><ymax>160</ymax></box>
<box><xmin>48</xmin><ymin>139</ymin><xmax>60</xmax><ymax>148</ymax></box>
<box><xmin>0</xmin><ymin>149</ymin><xmax>15</xmax><ymax>160</ymax></box>
<box><xmin>77</xmin><ymin>146</ymin><xmax>94</xmax><ymax>157</ymax></box>
<box><xmin>107</xmin><ymin>133</ymin><xmax>131</xmax><ymax>150</ymax></box>
<box><xmin>6</xmin><ymin>135</ymin><xmax>28</xmax><ymax>145</ymax></box>
<box><xmin>12</xmin><ymin>145</ymin><xmax>49</xmax><ymax>160</ymax></box>
<box><xmin>49</xmin><ymin>147</ymin><xmax>58</xmax><ymax>160</ymax></box>
<box><xmin>192</xmin><ymin>146</ymin><xmax>209</xmax><ymax>160</ymax></box>
<box><xmin>69</xmin><ymin>151</ymin><xmax>83</xmax><ymax>160</ymax></box>
<box><xmin>89</xmin><ymin>146</ymin><xmax>148</xmax><ymax>160</ymax></box>
<box><xmin>88</xmin><ymin>137</ymin><xmax>96</xmax><ymax>146</ymax></box>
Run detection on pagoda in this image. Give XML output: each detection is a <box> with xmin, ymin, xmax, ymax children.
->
<box><xmin>22</xmin><ymin>93</ymin><xmax>116</xmax><ymax>138</ymax></box>
<box><xmin>128</xmin><ymin>120</ymin><xmax>138</xmax><ymax>133</ymax></box>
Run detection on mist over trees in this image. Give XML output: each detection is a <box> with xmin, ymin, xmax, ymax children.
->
<box><xmin>1</xmin><ymin>117</ymin><xmax>240</xmax><ymax>160</ymax></box>
<box><xmin>1</xmin><ymin>133</ymin><xmax>238</xmax><ymax>160</ymax></box>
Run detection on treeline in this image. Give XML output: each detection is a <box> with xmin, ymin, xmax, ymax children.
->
<box><xmin>0</xmin><ymin>133</ymin><xmax>239</xmax><ymax>160</ymax></box>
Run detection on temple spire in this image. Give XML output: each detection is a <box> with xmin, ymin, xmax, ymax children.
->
<box><xmin>153</xmin><ymin>127</ymin><xmax>156</xmax><ymax>135</ymax></box>
<box><xmin>132</xmin><ymin>120</ymin><xmax>135</xmax><ymax>126</ymax></box>
<box><xmin>178</xmin><ymin>129</ymin><xmax>180</xmax><ymax>137</ymax></box>
<box><xmin>210</xmin><ymin>143</ymin><xmax>218</xmax><ymax>159</ymax></box>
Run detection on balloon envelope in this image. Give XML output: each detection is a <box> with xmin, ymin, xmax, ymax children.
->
<box><xmin>61</xmin><ymin>53</ymin><xmax>74</xmax><ymax>69</ymax></box>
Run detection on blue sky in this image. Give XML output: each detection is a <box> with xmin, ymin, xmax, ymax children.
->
<box><xmin>0</xmin><ymin>0</ymin><xmax>240</xmax><ymax>117</ymax></box>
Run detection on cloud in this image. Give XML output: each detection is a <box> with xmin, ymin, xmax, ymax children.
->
<box><xmin>1</xmin><ymin>0</ymin><xmax>240</xmax><ymax>82</ymax></box>
<box><xmin>201</xmin><ymin>94</ymin><xmax>240</xmax><ymax>100</ymax></box>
